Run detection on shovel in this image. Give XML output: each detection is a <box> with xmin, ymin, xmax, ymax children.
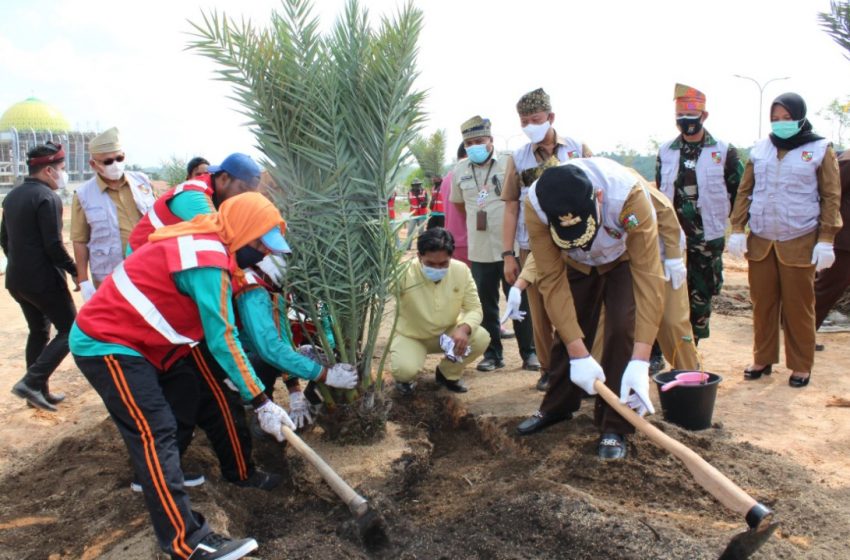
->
<box><xmin>280</xmin><ymin>425</ymin><xmax>388</xmax><ymax>547</ymax></box>
<box><xmin>593</xmin><ymin>380</ymin><xmax>778</xmax><ymax>560</ymax></box>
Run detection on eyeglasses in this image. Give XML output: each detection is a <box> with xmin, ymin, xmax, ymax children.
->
<box><xmin>96</xmin><ymin>154</ymin><xmax>125</xmax><ymax>166</ymax></box>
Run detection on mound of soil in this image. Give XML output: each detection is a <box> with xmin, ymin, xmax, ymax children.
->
<box><xmin>1</xmin><ymin>383</ymin><xmax>848</xmax><ymax>560</ymax></box>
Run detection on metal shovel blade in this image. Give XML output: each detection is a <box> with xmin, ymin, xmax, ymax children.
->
<box><xmin>718</xmin><ymin>521</ymin><xmax>779</xmax><ymax>560</ymax></box>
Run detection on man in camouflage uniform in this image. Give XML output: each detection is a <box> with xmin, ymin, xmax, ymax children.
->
<box><xmin>655</xmin><ymin>84</ymin><xmax>742</xmax><ymax>343</ymax></box>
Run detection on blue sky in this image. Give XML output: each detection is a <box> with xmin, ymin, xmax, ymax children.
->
<box><xmin>1</xmin><ymin>0</ymin><xmax>849</xmax><ymax>168</ymax></box>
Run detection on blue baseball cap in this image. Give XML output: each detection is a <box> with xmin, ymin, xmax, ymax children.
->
<box><xmin>208</xmin><ymin>153</ymin><xmax>261</xmax><ymax>184</ymax></box>
<box><xmin>261</xmin><ymin>226</ymin><xmax>292</xmax><ymax>254</ymax></box>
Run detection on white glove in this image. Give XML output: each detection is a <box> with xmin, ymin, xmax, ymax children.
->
<box><xmin>255</xmin><ymin>400</ymin><xmax>296</xmax><ymax>442</ymax></box>
<box><xmin>256</xmin><ymin>254</ymin><xmax>286</xmax><ymax>287</ymax></box>
<box><xmin>325</xmin><ymin>363</ymin><xmax>358</xmax><ymax>389</ymax></box>
<box><xmin>569</xmin><ymin>355</ymin><xmax>605</xmax><ymax>395</ymax></box>
<box><xmin>619</xmin><ymin>360</ymin><xmax>655</xmax><ymax>416</ymax></box>
<box><xmin>811</xmin><ymin>242</ymin><xmax>836</xmax><ymax>272</ymax></box>
<box><xmin>663</xmin><ymin>258</ymin><xmax>687</xmax><ymax>290</ymax></box>
<box><xmin>80</xmin><ymin>280</ymin><xmax>96</xmax><ymax>302</ymax></box>
<box><xmin>727</xmin><ymin>233</ymin><xmax>747</xmax><ymax>260</ymax></box>
<box><xmin>499</xmin><ymin>286</ymin><xmax>527</xmax><ymax>324</ymax></box>
<box><xmin>287</xmin><ymin>391</ymin><xmax>313</xmax><ymax>429</ymax></box>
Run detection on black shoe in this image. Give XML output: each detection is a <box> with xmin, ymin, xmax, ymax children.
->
<box><xmin>789</xmin><ymin>374</ymin><xmax>811</xmax><ymax>388</ymax></box>
<box><xmin>232</xmin><ymin>469</ymin><xmax>282</xmax><ymax>491</ymax></box>
<box><xmin>394</xmin><ymin>381</ymin><xmax>416</xmax><ymax>396</ymax></box>
<box><xmin>597</xmin><ymin>433</ymin><xmax>627</xmax><ymax>460</ymax></box>
<box><xmin>516</xmin><ymin>411</ymin><xmax>571</xmax><ymax>435</ymax></box>
<box><xmin>522</xmin><ymin>353</ymin><xmax>541</xmax><ymax>372</ymax></box>
<box><xmin>42</xmin><ymin>382</ymin><xmax>65</xmax><ymax>404</ymax></box>
<box><xmin>435</xmin><ymin>368</ymin><xmax>468</xmax><ymax>393</ymax></box>
<box><xmin>476</xmin><ymin>357</ymin><xmax>505</xmax><ymax>372</ymax></box>
<box><xmin>188</xmin><ymin>532</ymin><xmax>258</xmax><ymax>560</ymax></box>
<box><xmin>743</xmin><ymin>364</ymin><xmax>772</xmax><ymax>380</ymax></box>
<box><xmin>535</xmin><ymin>371</ymin><xmax>550</xmax><ymax>392</ymax></box>
<box><xmin>649</xmin><ymin>354</ymin><xmax>665</xmax><ymax>374</ymax></box>
<box><xmin>11</xmin><ymin>379</ymin><xmax>57</xmax><ymax>412</ymax></box>
<box><xmin>500</xmin><ymin>328</ymin><xmax>515</xmax><ymax>340</ymax></box>
<box><xmin>132</xmin><ymin>471</ymin><xmax>205</xmax><ymax>492</ymax></box>
<box><xmin>815</xmin><ymin>343</ymin><xmax>825</xmax><ymax>352</ymax></box>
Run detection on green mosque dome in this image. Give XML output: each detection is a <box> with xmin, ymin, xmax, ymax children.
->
<box><xmin>0</xmin><ymin>97</ymin><xmax>71</xmax><ymax>132</ymax></box>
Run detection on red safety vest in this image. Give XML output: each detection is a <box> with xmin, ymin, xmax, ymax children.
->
<box><xmin>127</xmin><ymin>174</ymin><xmax>214</xmax><ymax>251</ymax></box>
<box><xmin>387</xmin><ymin>195</ymin><xmax>396</xmax><ymax>220</ymax></box>
<box><xmin>75</xmin><ymin>233</ymin><xmax>232</xmax><ymax>370</ymax></box>
<box><xmin>408</xmin><ymin>190</ymin><xmax>428</xmax><ymax>217</ymax></box>
<box><xmin>430</xmin><ymin>184</ymin><xmax>444</xmax><ymax>214</ymax></box>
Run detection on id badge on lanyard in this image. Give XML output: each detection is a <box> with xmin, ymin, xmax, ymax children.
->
<box><xmin>476</xmin><ymin>188</ymin><xmax>488</xmax><ymax>209</ymax></box>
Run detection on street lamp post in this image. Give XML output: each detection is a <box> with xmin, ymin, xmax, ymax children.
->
<box><xmin>733</xmin><ymin>74</ymin><xmax>791</xmax><ymax>139</ymax></box>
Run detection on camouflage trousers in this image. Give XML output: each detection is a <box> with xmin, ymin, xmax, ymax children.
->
<box><xmin>686</xmin><ymin>239</ymin><xmax>725</xmax><ymax>340</ymax></box>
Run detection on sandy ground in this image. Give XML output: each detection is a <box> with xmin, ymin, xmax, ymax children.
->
<box><xmin>1</xmin><ymin>252</ymin><xmax>849</xmax><ymax>558</ymax></box>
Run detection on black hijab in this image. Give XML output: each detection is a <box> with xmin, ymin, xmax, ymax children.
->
<box><xmin>768</xmin><ymin>92</ymin><xmax>824</xmax><ymax>150</ymax></box>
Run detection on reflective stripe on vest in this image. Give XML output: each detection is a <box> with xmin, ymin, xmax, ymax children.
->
<box><xmin>111</xmin><ymin>262</ymin><xmax>196</xmax><ymax>346</ymax></box>
<box><xmin>148</xmin><ymin>206</ymin><xmax>165</xmax><ymax>229</ymax></box>
<box><xmin>177</xmin><ymin>236</ymin><xmax>228</xmax><ymax>270</ymax></box>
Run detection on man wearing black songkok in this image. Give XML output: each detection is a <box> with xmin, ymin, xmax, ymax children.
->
<box><xmin>2</xmin><ymin>142</ymin><xmax>78</xmax><ymax>411</ymax></box>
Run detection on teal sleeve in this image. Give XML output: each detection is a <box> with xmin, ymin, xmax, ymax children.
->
<box><xmin>174</xmin><ymin>268</ymin><xmax>265</xmax><ymax>401</ymax></box>
<box><xmin>69</xmin><ymin>322</ymin><xmax>143</xmax><ymax>357</ymax></box>
<box><xmin>169</xmin><ymin>190</ymin><xmax>215</xmax><ymax>221</ymax></box>
<box><xmin>235</xmin><ymin>287</ymin><xmax>323</xmax><ymax>381</ymax></box>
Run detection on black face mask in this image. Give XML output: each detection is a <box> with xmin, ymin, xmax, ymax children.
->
<box><xmin>236</xmin><ymin>245</ymin><xmax>266</xmax><ymax>268</ymax></box>
<box><xmin>676</xmin><ymin>116</ymin><xmax>703</xmax><ymax>136</ymax></box>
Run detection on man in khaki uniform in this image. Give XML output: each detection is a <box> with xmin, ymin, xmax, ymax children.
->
<box><xmin>501</xmin><ymin>88</ymin><xmax>592</xmax><ymax>390</ymax></box>
<box><xmin>515</xmin><ymin>157</ymin><xmax>664</xmax><ymax>461</ymax></box>
<box><xmin>450</xmin><ymin>116</ymin><xmax>537</xmax><ymax>372</ymax></box>
<box><xmin>71</xmin><ymin>127</ymin><xmax>155</xmax><ymax>300</ymax></box>
<box><xmin>390</xmin><ymin>228</ymin><xmax>490</xmax><ymax>395</ymax></box>
<box><xmin>506</xmin><ymin>183</ymin><xmax>699</xmax><ymax>373</ymax></box>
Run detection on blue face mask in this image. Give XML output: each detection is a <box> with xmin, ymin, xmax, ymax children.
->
<box><xmin>466</xmin><ymin>144</ymin><xmax>491</xmax><ymax>164</ymax></box>
<box><xmin>421</xmin><ymin>263</ymin><xmax>449</xmax><ymax>282</ymax></box>
<box><xmin>771</xmin><ymin>120</ymin><xmax>802</xmax><ymax>139</ymax></box>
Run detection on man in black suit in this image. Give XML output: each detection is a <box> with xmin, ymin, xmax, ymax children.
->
<box><xmin>1</xmin><ymin>142</ymin><xmax>78</xmax><ymax>411</ymax></box>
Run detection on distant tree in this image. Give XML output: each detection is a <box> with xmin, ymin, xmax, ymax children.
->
<box><xmin>408</xmin><ymin>129</ymin><xmax>446</xmax><ymax>179</ymax></box>
<box><xmin>819</xmin><ymin>0</ymin><xmax>850</xmax><ymax>60</ymax></box>
<box><xmin>160</xmin><ymin>156</ymin><xmax>188</xmax><ymax>187</ymax></box>
<box><xmin>818</xmin><ymin>98</ymin><xmax>850</xmax><ymax>149</ymax></box>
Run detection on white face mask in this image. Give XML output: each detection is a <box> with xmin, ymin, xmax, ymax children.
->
<box><xmin>56</xmin><ymin>170</ymin><xmax>69</xmax><ymax>190</ymax></box>
<box><xmin>522</xmin><ymin>121</ymin><xmax>551</xmax><ymax>143</ymax></box>
<box><xmin>99</xmin><ymin>160</ymin><xmax>125</xmax><ymax>181</ymax></box>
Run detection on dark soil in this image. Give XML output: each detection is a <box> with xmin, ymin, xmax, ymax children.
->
<box><xmin>713</xmin><ymin>284</ymin><xmax>753</xmax><ymax>317</ymax></box>
<box><xmin>0</xmin><ymin>384</ymin><xmax>847</xmax><ymax>559</ymax></box>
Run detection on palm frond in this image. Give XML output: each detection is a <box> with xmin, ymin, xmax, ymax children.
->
<box><xmin>188</xmin><ymin>0</ymin><xmax>424</xmax><ymax>386</ymax></box>
<box><xmin>819</xmin><ymin>0</ymin><xmax>850</xmax><ymax>60</ymax></box>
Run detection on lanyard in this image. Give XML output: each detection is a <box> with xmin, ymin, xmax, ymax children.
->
<box><xmin>471</xmin><ymin>160</ymin><xmax>495</xmax><ymax>190</ymax></box>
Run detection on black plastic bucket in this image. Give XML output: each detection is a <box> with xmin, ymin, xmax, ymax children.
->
<box><xmin>652</xmin><ymin>370</ymin><xmax>722</xmax><ymax>431</ymax></box>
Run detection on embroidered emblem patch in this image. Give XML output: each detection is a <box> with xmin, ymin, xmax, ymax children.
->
<box><xmin>802</xmin><ymin>151</ymin><xmax>813</xmax><ymax>162</ymax></box>
<box><xmin>559</xmin><ymin>213</ymin><xmax>581</xmax><ymax>227</ymax></box>
<box><xmin>622</xmin><ymin>213</ymin><xmax>639</xmax><ymax>231</ymax></box>
<box><xmin>604</xmin><ymin>226</ymin><xmax>623</xmax><ymax>239</ymax></box>
<box><xmin>567</xmin><ymin>150</ymin><xmax>579</xmax><ymax>159</ymax></box>
<box><xmin>711</xmin><ymin>151</ymin><xmax>721</xmax><ymax>164</ymax></box>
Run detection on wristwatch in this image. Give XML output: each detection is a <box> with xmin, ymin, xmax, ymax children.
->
<box><xmin>501</xmin><ymin>250</ymin><xmax>516</xmax><ymax>258</ymax></box>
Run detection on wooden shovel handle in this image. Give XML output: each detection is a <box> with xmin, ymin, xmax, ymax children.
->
<box><xmin>594</xmin><ymin>380</ymin><xmax>758</xmax><ymax>517</ymax></box>
<box><xmin>281</xmin><ymin>425</ymin><xmax>369</xmax><ymax>516</ymax></box>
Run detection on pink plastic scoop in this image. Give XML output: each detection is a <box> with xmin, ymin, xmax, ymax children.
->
<box><xmin>660</xmin><ymin>371</ymin><xmax>710</xmax><ymax>392</ymax></box>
